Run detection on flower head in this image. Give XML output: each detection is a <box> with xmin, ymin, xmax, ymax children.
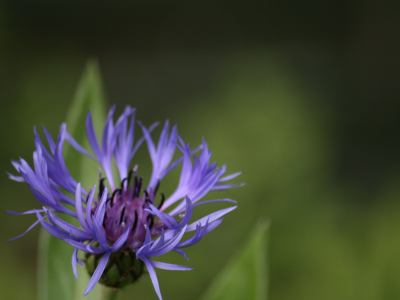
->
<box><xmin>7</xmin><ymin>105</ymin><xmax>242</xmax><ymax>299</ymax></box>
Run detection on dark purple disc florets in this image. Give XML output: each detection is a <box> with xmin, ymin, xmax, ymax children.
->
<box><xmin>97</xmin><ymin>167</ymin><xmax>166</xmax><ymax>251</ymax></box>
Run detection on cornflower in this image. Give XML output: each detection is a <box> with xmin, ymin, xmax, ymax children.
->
<box><xmin>7</xmin><ymin>106</ymin><xmax>241</xmax><ymax>299</ymax></box>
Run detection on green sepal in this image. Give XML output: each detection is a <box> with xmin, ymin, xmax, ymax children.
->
<box><xmin>85</xmin><ymin>250</ymin><xmax>145</xmax><ymax>289</ymax></box>
<box><xmin>86</xmin><ymin>254</ymin><xmax>96</xmax><ymax>275</ymax></box>
<box><xmin>106</xmin><ymin>265</ymin><xmax>120</xmax><ymax>286</ymax></box>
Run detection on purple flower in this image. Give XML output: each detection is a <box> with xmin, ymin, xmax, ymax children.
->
<box><xmin>7</xmin><ymin>105</ymin><xmax>242</xmax><ymax>299</ymax></box>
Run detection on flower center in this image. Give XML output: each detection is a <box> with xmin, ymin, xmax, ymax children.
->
<box><xmin>96</xmin><ymin>167</ymin><xmax>165</xmax><ymax>251</ymax></box>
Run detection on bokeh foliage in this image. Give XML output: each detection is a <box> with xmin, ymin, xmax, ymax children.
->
<box><xmin>1</xmin><ymin>2</ymin><xmax>400</xmax><ymax>300</ymax></box>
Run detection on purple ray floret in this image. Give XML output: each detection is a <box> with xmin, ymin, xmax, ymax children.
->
<box><xmin>7</xmin><ymin>106</ymin><xmax>242</xmax><ymax>299</ymax></box>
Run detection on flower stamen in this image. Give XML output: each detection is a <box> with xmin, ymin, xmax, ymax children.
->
<box><xmin>146</xmin><ymin>214</ymin><xmax>154</xmax><ymax>229</ymax></box>
<box><xmin>119</xmin><ymin>204</ymin><xmax>127</xmax><ymax>225</ymax></box>
<box><xmin>99</xmin><ymin>177</ymin><xmax>107</xmax><ymax>194</ymax></box>
<box><xmin>154</xmin><ymin>180</ymin><xmax>160</xmax><ymax>194</ymax></box>
<box><xmin>134</xmin><ymin>177</ymin><xmax>143</xmax><ymax>197</ymax></box>
<box><xmin>131</xmin><ymin>210</ymin><xmax>138</xmax><ymax>232</ymax></box>
<box><xmin>157</xmin><ymin>193</ymin><xmax>165</xmax><ymax>209</ymax></box>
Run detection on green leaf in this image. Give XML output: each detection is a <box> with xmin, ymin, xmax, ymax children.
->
<box><xmin>199</xmin><ymin>220</ymin><xmax>270</xmax><ymax>300</ymax></box>
<box><xmin>37</xmin><ymin>60</ymin><xmax>107</xmax><ymax>300</ymax></box>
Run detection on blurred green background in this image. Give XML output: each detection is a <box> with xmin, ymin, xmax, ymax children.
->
<box><xmin>1</xmin><ymin>1</ymin><xmax>400</xmax><ymax>299</ymax></box>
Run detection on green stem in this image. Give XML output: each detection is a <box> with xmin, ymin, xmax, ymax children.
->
<box><xmin>99</xmin><ymin>285</ymin><xmax>122</xmax><ymax>300</ymax></box>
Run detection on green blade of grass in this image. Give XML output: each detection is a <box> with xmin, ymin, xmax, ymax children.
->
<box><xmin>37</xmin><ymin>60</ymin><xmax>107</xmax><ymax>300</ymax></box>
<box><xmin>200</xmin><ymin>220</ymin><xmax>269</xmax><ymax>300</ymax></box>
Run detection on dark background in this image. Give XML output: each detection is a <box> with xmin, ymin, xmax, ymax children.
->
<box><xmin>1</xmin><ymin>1</ymin><xmax>400</xmax><ymax>299</ymax></box>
